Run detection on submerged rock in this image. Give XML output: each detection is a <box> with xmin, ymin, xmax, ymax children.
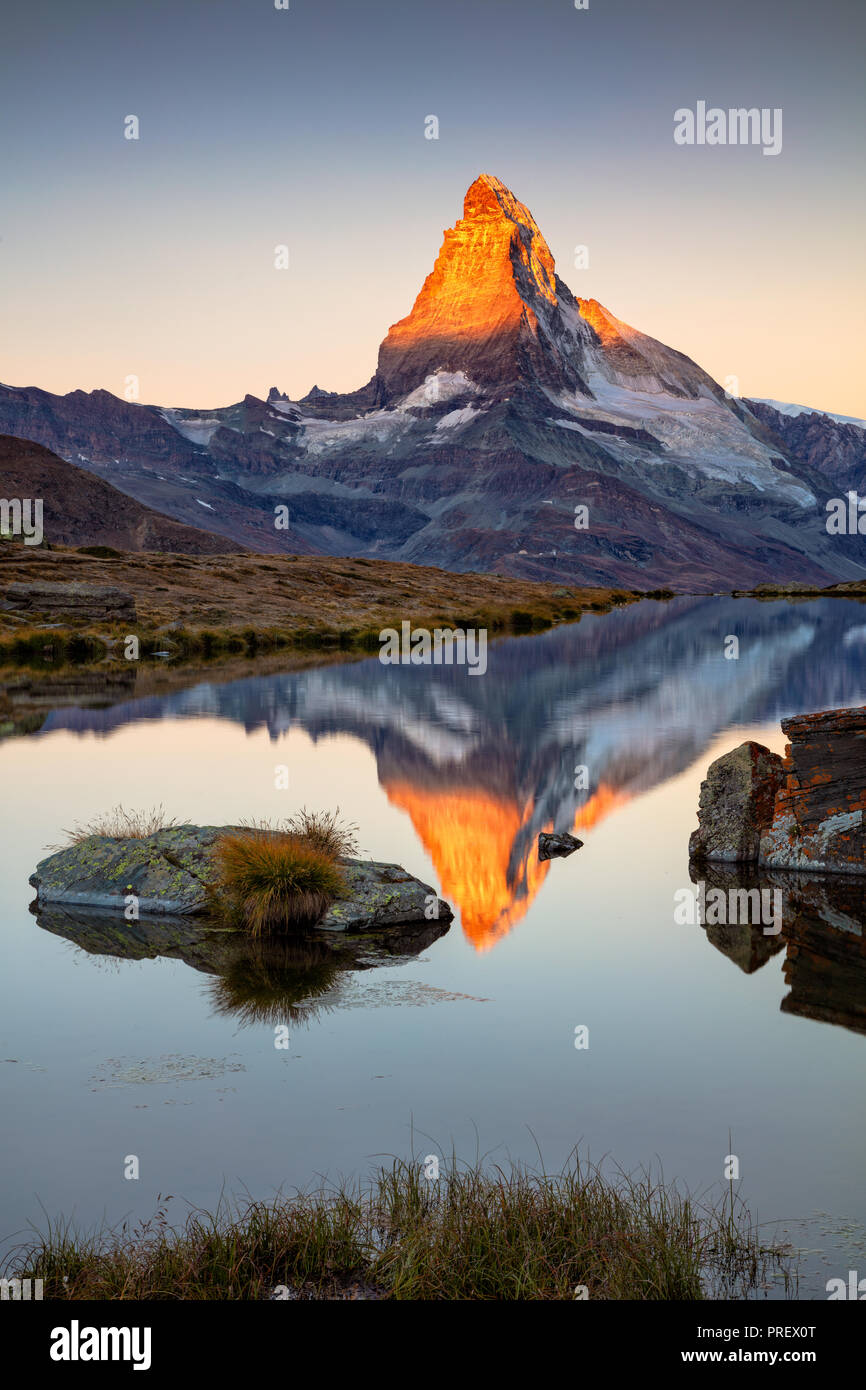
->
<box><xmin>778</xmin><ymin>874</ymin><xmax>866</xmax><ymax>1033</ymax></box>
<box><xmin>29</xmin><ymin>826</ymin><xmax>452</xmax><ymax>932</ymax></box>
<box><xmin>32</xmin><ymin>902</ymin><xmax>449</xmax><ymax>976</ymax></box>
<box><xmin>689</xmin><ymin>741</ymin><xmax>785</xmax><ymax>863</ymax></box>
<box><xmin>32</xmin><ymin>902</ymin><xmax>451</xmax><ymax>1029</ymax></box>
<box><xmin>537</xmin><ymin>831</ymin><xmax>584</xmax><ymax>861</ymax></box>
<box><xmin>688</xmin><ymin>862</ymin><xmax>787</xmax><ymax>974</ymax></box>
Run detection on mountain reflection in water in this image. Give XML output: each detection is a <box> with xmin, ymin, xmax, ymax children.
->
<box><xmin>27</xmin><ymin>596</ymin><xmax>866</xmax><ymax>951</ymax></box>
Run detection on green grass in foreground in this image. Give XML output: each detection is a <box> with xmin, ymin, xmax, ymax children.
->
<box><xmin>6</xmin><ymin>1156</ymin><xmax>793</xmax><ymax>1300</ymax></box>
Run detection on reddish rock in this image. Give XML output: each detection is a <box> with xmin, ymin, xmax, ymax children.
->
<box><xmin>691</xmin><ymin>708</ymin><xmax>866</xmax><ymax>876</ymax></box>
<box><xmin>760</xmin><ymin>706</ymin><xmax>866</xmax><ymax>874</ymax></box>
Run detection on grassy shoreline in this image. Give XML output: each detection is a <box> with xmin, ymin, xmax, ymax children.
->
<box><xmin>0</xmin><ymin>543</ymin><xmax>644</xmax><ymax>669</ymax></box>
<box><xmin>3</xmin><ymin>539</ymin><xmax>860</xmax><ymax>684</ymax></box>
<box><xmin>4</xmin><ymin>1156</ymin><xmax>792</xmax><ymax>1301</ymax></box>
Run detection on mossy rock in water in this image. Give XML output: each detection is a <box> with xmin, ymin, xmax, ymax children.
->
<box><xmin>30</xmin><ymin>826</ymin><xmax>225</xmax><ymax>916</ymax></box>
<box><xmin>29</xmin><ymin>827</ymin><xmax>452</xmax><ymax>931</ymax></box>
<box><xmin>318</xmin><ymin>861</ymin><xmax>447</xmax><ymax>932</ymax></box>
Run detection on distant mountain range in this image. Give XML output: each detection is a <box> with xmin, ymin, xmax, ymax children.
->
<box><xmin>1</xmin><ymin>174</ymin><xmax>864</xmax><ymax>588</ymax></box>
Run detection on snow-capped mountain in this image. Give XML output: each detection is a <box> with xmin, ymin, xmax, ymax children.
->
<box><xmin>1</xmin><ymin>174</ymin><xmax>864</xmax><ymax>589</ymax></box>
<box><xmin>749</xmin><ymin>400</ymin><xmax>866</xmax><ymax>429</ymax></box>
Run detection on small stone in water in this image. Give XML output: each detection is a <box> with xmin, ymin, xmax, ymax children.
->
<box><xmin>538</xmin><ymin>832</ymin><xmax>584</xmax><ymax>861</ymax></box>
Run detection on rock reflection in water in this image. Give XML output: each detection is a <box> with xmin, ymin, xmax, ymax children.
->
<box><xmin>32</xmin><ymin>903</ymin><xmax>450</xmax><ymax>1029</ymax></box>
<box><xmin>690</xmin><ymin>862</ymin><xmax>866</xmax><ymax>1035</ymax></box>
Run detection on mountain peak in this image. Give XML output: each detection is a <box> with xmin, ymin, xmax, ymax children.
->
<box><xmin>462</xmin><ymin>175</ymin><xmax>557</xmax><ymax>303</ymax></box>
<box><xmin>375</xmin><ymin>174</ymin><xmax>577</xmax><ymax>401</ymax></box>
<box><xmin>463</xmin><ymin>174</ymin><xmax>542</xmax><ymax>234</ymax></box>
<box><xmin>372</xmin><ymin>174</ymin><xmax>730</xmax><ymax>409</ymax></box>
<box><xmin>463</xmin><ymin>172</ymin><xmax>521</xmax><ymax>216</ymax></box>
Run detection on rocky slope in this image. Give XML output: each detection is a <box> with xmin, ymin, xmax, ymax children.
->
<box><xmin>0</xmin><ymin>436</ymin><xmax>240</xmax><ymax>554</ymax></box>
<box><xmin>746</xmin><ymin>399</ymin><xmax>866</xmax><ymax>491</ymax></box>
<box><xmin>0</xmin><ymin>541</ymin><xmax>611</xmax><ymax>637</ymax></box>
<box><xmin>2</xmin><ymin>175</ymin><xmax>865</xmax><ymax>588</ymax></box>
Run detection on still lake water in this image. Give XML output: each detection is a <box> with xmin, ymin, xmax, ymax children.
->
<box><xmin>2</xmin><ymin>596</ymin><xmax>865</xmax><ymax>1297</ymax></box>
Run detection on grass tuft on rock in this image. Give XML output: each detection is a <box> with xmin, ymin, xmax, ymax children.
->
<box><xmin>58</xmin><ymin>803</ymin><xmax>179</xmax><ymax>846</ymax></box>
<box><xmin>214</xmin><ymin>829</ymin><xmax>346</xmax><ymax>935</ymax></box>
<box><xmin>282</xmin><ymin>806</ymin><xmax>359</xmax><ymax>859</ymax></box>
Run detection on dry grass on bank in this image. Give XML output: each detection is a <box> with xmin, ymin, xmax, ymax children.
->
<box><xmin>0</xmin><ymin>542</ymin><xmax>636</xmax><ymax>655</ymax></box>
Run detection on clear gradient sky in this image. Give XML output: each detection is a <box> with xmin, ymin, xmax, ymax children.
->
<box><xmin>1</xmin><ymin>0</ymin><xmax>863</xmax><ymax>415</ymax></box>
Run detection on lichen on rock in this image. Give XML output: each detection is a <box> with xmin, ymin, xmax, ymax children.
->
<box><xmin>689</xmin><ymin>707</ymin><xmax>866</xmax><ymax>877</ymax></box>
<box><xmin>689</xmin><ymin>741</ymin><xmax>785</xmax><ymax>864</ymax></box>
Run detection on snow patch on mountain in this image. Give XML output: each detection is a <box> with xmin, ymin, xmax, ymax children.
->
<box><xmin>298</xmin><ymin>409</ymin><xmax>412</xmax><ymax>457</ymax></box>
<box><xmin>554</xmin><ymin>378</ymin><xmax>816</xmax><ymax>507</ymax></box>
<box><xmin>553</xmin><ymin>417</ymin><xmax>603</xmax><ymax>441</ymax></box>
<box><xmin>401</xmin><ymin>371</ymin><xmax>479</xmax><ymax>408</ymax></box>
<box><xmin>751</xmin><ymin>399</ymin><xmax>866</xmax><ymax>430</ymax></box>
<box><xmin>435</xmin><ymin>406</ymin><xmax>482</xmax><ymax>431</ymax></box>
<box><xmin>160</xmin><ymin>409</ymin><xmax>222</xmax><ymax>445</ymax></box>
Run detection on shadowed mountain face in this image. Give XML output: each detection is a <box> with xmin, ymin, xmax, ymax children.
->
<box><xmin>18</xmin><ymin>596</ymin><xmax>866</xmax><ymax>952</ymax></box>
<box><xmin>1</xmin><ymin>175</ymin><xmax>864</xmax><ymax>587</ymax></box>
<box><xmin>0</xmin><ymin>436</ymin><xmax>240</xmax><ymax>554</ymax></box>
<box><xmin>746</xmin><ymin>399</ymin><xmax>866</xmax><ymax>492</ymax></box>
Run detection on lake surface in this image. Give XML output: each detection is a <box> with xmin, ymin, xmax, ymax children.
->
<box><xmin>2</xmin><ymin>595</ymin><xmax>865</xmax><ymax>1298</ymax></box>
